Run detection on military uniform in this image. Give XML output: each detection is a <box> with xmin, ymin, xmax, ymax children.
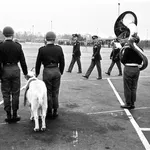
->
<box><xmin>35</xmin><ymin>31</ymin><xmax>65</xmax><ymax>118</ymax></box>
<box><xmin>83</xmin><ymin>35</ymin><xmax>102</xmax><ymax>79</ymax></box>
<box><xmin>120</xmin><ymin>40</ymin><xmax>142</xmax><ymax>109</ymax></box>
<box><xmin>67</xmin><ymin>34</ymin><xmax>82</xmax><ymax>73</ymax></box>
<box><xmin>0</xmin><ymin>28</ymin><xmax>28</xmax><ymax>123</ymax></box>
<box><xmin>106</xmin><ymin>41</ymin><xmax>122</xmax><ymax>76</ymax></box>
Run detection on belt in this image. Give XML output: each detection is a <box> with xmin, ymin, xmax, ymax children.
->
<box><xmin>125</xmin><ymin>63</ymin><xmax>139</xmax><ymax>67</ymax></box>
<box><xmin>3</xmin><ymin>63</ymin><xmax>17</xmax><ymax>66</ymax></box>
<box><xmin>45</xmin><ymin>63</ymin><xmax>58</xmax><ymax>68</ymax></box>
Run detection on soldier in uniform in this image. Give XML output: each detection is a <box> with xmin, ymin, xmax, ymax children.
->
<box><xmin>120</xmin><ymin>36</ymin><xmax>142</xmax><ymax>109</ymax></box>
<box><xmin>83</xmin><ymin>35</ymin><xmax>102</xmax><ymax>79</ymax></box>
<box><xmin>66</xmin><ymin>34</ymin><xmax>82</xmax><ymax>73</ymax></box>
<box><xmin>0</xmin><ymin>26</ymin><xmax>28</xmax><ymax>123</ymax></box>
<box><xmin>35</xmin><ymin>31</ymin><xmax>65</xmax><ymax>119</ymax></box>
<box><xmin>105</xmin><ymin>39</ymin><xmax>122</xmax><ymax>76</ymax></box>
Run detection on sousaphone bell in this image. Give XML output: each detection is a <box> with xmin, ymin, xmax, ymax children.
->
<box><xmin>114</xmin><ymin>11</ymin><xmax>148</xmax><ymax>71</ymax></box>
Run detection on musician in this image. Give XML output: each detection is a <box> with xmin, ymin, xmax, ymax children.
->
<box><xmin>120</xmin><ymin>35</ymin><xmax>142</xmax><ymax>109</ymax></box>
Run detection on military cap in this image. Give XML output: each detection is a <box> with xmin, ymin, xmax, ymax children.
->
<box><xmin>92</xmin><ymin>35</ymin><xmax>98</xmax><ymax>40</ymax></box>
<box><xmin>72</xmin><ymin>34</ymin><xmax>78</xmax><ymax>38</ymax></box>
<box><xmin>3</xmin><ymin>26</ymin><xmax>14</xmax><ymax>37</ymax></box>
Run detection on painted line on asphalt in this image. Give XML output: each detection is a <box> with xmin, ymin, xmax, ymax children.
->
<box><xmin>87</xmin><ymin>106</ymin><xmax>150</xmax><ymax>115</ymax></box>
<box><xmin>141</xmin><ymin>128</ymin><xmax>150</xmax><ymax>132</ymax></box>
<box><xmin>107</xmin><ymin>78</ymin><xmax>150</xmax><ymax>150</ymax></box>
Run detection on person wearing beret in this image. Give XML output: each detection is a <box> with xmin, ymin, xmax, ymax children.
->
<box><xmin>66</xmin><ymin>34</ymin><xmax>82</xmax><ymax>73</ymax></box>
<box><xmin>83</xmin><ymin>35</ymin><xmax>102</xmax><ymax>79</ymax></box>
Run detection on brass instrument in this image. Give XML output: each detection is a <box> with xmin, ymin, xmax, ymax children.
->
<box><xmin>114</xmin><ymin>11</ymin><xmax>148</xmax><ymax>71</ymax></box>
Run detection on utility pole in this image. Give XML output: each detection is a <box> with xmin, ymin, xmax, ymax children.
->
<box><xmin>32</xmin><ymin>25</ymin><xmax>34</xmax><ymax>43</ymax></box>
<box><xmin>118</xmin><ymin>0</ymin><xmax>120</xmax><ymax>16</ymax></box>
<box><xmin>51</xmin><ymin>21</ymin><xmax>52</xmax><ymax>31</ymax></box>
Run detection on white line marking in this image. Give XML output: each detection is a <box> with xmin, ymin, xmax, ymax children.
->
<box><xmin>87</xmin><ymin>109</ymin><xmax>124</xmax><ymax>115</ymax></box>
<box><xmin>107</xmin><ymin>78</ymin><xmax>150</xmax><ymax>150</ymax></box>
<box><xmin>0</xmin><ymin>100</ymin><xmax>4</xmax><ymax>105</ymax></box>
<box><xmin>141</xmin><ymin>128</ymin><xmax>150</xmax><ymax>131</ymax></box>
<box><xmin>87</xmin><ymin>107</ymin><xmax>150</xmax><ymax>115</ymax></box>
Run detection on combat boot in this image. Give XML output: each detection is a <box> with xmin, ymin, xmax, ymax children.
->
<box><xmin>5</xmin><ymin>111</ymin><xmax>12</xmax><ymax>123</ymax></box>
<box><xmin>12</xmin><ymin>111</ymin><xmax>21</xmax><ymax>122</ymax></box>
<box><xmin>53</xmin><ymin>109</ymin><xmax>58</xmax><ymax>119</ymax></box>
<box><xmin>46</xmin><ymin>109</ymin><xmax>53</xmax><ymax>120</ymax></box>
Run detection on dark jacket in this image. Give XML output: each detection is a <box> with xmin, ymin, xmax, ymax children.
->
<box><xmin>35</xmin><ymin>44</ymin><xmax>65</xmax><ymax>76</ymax></box>
<box><xmin>121</xmin><ymin>46</ymin><xmax>143</xmax><ymax>65</ymax></box>
<box><xmin>0</xmin><ymin>40</ymin><xmax>28</xmax><ymax>75</ymax></box>
<box><xmin>72</xmin><ymin>41</ymin><xmax>81</xmax><ymax>57</ymax></box>
<box><xmin>110</xmin><ymin>48</ymin><xmax>120</xmax><ymax>62</ymax></box>
<box><xmin>92</xmin><ymin>42</ymin><xmax>102</xmax><ymax>60</ymax></box>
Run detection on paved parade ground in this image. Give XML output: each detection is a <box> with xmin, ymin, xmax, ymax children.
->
<box><xmin>0</xmin><ymin>43</ymin><xmax>150</xmax><ymax>150</ymax></box>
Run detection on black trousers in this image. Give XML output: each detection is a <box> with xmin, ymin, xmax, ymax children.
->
<box><xmin>85</xmin><ymin>59</ymin><xmax>102</xmax><ymax>78</ymax></box>
<box><xmin>1</xmin><ymin>65</ymin><xmax>20</xmax><ymax>112</ymax></box>
<box><xmin>43</xmin><ymin>67</ymin><xmax>61</xmax><ymax>112</ymax></box>
<box><xmin>107</xmin><ymin>60</ymin><xmax>122</xmax><ymax>75</ymax></box>
<box><xmin>68</xmin><ymin>56</ymin><xmax>82</xmax><ymax>72</ymax></box>
<box><xmin>123</xmin><ymin>66</ymin><xmax>140</xmax><ymax>106</ymax></box>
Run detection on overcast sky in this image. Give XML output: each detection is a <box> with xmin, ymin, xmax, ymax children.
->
<box><xmin>0</xmin><ymin>0</ymin><xmax>150</xmax><ymax>39</ymax></box>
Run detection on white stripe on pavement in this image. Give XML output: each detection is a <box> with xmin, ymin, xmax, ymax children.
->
<box><xmin>107</xmin><ymin>78</ymin><xmax>150</xmax><ymax>150</ymax></box>
<box><xmin>141</xmin><ymin>128</ymin><xmax>150</xmax><ymax>132</ymax></box>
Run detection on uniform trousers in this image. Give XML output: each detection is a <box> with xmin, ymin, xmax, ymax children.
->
<box><xmin>85</xmin><ymin>59</ymin><xmax>102</xmax><ymax>78</ymax></box>
<box><xmin>43</xmin><ymin>67</ymin><xmax>61</xmax><ymax>113</ymax></box>
<box><xmin>68</xmin><ymin>56</ymin><xmax>82</xmax><ymax>72</ymax></box>
<box><xmin>1</xmin><ymin>65</ymin><xmax>20</xmax><ymax>112</ymax></box>
<box><xmin>107</xmin><ymin>60</ymin><xmax>122</xmax><ymax>75</ymax></box>
<box><xmin>123</xmin><ymin>66</ymin><xmax>140</xmax><ymax>106</ymax></box>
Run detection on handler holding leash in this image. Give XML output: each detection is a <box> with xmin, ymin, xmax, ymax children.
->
<box><xmin>35</xmin><ymin>31</ymin><xmax>65</xmax><ymax>119</ymax></box>
<box><xmin>0</xmin><ymin>26</ymin><xmax>28</xmax><ymax>123</ymax></box>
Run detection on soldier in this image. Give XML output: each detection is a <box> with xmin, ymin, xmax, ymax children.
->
<box><xmin>120</xmin><ymin>36</ymin><xmax>142</xmax><ymax>109</ymax></box>
<box><xmin>0</xmin><ymin>26</ymin><xmax>28</xmax><ymax>123</ymax></box>
<box><xmin>35</xmin><ymin>31</ymin><xmax>65</xmax><ymax>119</ymax></box>
<box><xmin>83</xmin><ymin>35</ymin><xmax>102</xmax><ymax>79</ymax></box>
<box><xmin>105</xmin><ymin>39</ymin><xmax>122</xmax><ymax>76</ymax></box>
<box><xmin>66</xmin><ymin>34</ymin><xmax>82</xmax><ymax>73</ymax></box>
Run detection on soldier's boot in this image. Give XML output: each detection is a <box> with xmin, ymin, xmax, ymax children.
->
<box><xmin>53</xmin><ymin>109</ymin><xmax>58</xmax><ymax>119</ymax></box>
<box><xmin>5</xmin><ymin>111</ymin><xmax>12</xmax><ymax>123</ymax></box>
<box><xmin>46</xmin><ymin>109</ymin><xmax>53</xmax><ymax>120</ymax></box>
<box><xmin>12</xmin><ymin>111</ymin><xmax>21</xmax><ymax>122</ymax></box>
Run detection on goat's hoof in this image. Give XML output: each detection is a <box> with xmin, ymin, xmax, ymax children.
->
<box><xmin>41</xmin><ymin>127</ymin><xmax>46</xmax><ymax>132</ymax></box>
<box><xmin>34</xmin><ymin>128</ymin><xmax>40</xmax><ymax>132</ymax></box>
<box><xmin>30</xmin><ymin>117</ymin><xmax>34</xmax><ymax>121</ymax></box>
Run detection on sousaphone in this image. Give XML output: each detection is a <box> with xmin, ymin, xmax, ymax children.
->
<box><xmin>114</xmin><ymin>11</ymin><xmax>148</xmax><ymax>71</ymax></box>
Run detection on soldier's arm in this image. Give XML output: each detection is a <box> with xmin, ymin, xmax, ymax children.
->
<box><xmin>73</xmin><ymin>42</ymin><xmax>80</xmax><ymax>54</ymax></box>
<box><xmin>120</xmin><ymin>48</ymin><xmax>128</xmax><ymax>64</ymax></box>
<box><xmin>19</xmin><ymin>46</ymin><xmax>28</xmax><ymax>75</ymax></box>
<box><xmin>59</xmin><ymin>48</ymin><xmax>65</xmax><ymax>75</ymax></box>
<box><xmin>93</xmin><ymin>44</ymin><xmax>101</xmax><ymax>58</ymax></box>
<box><xmin>35</xmin><ymin>48</ymin><xmax>42</xmax><ymax>77</ymax></box>
<box><xmin>110</xmin><ymin>49</ymin><xmax>114</xmax><ymax>59</ymax></box>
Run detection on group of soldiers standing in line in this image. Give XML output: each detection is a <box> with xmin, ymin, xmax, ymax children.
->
<box><xmin>0</xmin><ymin>25</ymin><xmax>142</xmax><ymax>124</ymax></box>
